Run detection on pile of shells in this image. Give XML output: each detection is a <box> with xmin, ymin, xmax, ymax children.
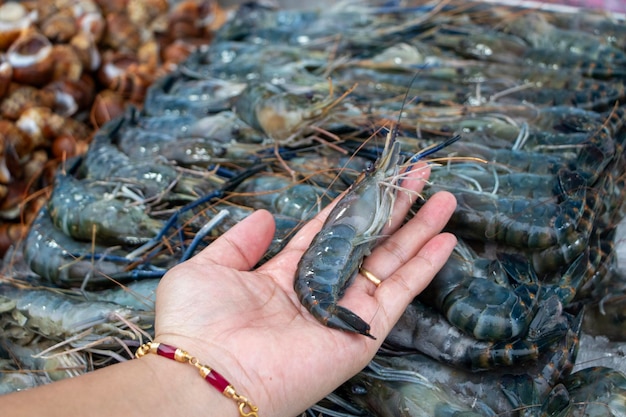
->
<box><xmin>0</xmin><ymin>0</ymin><xmax>230</xmax><ymax>255</ymax></box>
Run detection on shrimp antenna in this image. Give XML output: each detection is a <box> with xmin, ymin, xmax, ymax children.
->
<box><xmin>390</xmin><ymin>70</ymin><xmax>423</xmax><ymax>140</ymax></box>
<box><xmin>392</xmin><ymin>69</ymin><xmax>462</xmax><ymax>164</ymax></box>
<box><xmin>410</xmin><ymin>134</ymin><xmax>461</xmax><ymax>163</ymax></box>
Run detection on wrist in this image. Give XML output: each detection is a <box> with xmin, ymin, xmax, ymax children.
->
<box><xmin>137</xmin><ymin>341</ymin><xmax>256</xmax><ymax>417</ymax></box>
<box><xmin>0</xmin><ymin>344</ymin><xmax>238</xmax><ymax>417</ymax></box>
<box><xmin>138</xmin><ymin>346</ymin><xmax>237</xmax><ymax>417</ymax></box>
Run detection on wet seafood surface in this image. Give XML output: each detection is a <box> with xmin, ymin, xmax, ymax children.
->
<box><xmin>2</xmin><ymin>1</ymin><xmax>626</xmax><ymax>416</ymax></box>
<box><xmin>0</xmin><ymin>0</ymin><xmax>230</xmax><ymax>255</ymax></box>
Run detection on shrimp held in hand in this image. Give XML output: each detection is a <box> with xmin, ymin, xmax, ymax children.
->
<box><xmin>294</xmin><ymin>126</ymin><xmax>459</xmax><ymax>338</ymax></box>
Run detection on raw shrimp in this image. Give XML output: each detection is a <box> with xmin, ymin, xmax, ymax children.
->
<box><xmin>0</xmin><ymin>284</ymin><xmax>154</xmax><ymax>345</ymax></box>
<box><xmin>23</xmin><ymin>207</ymin><xmax>134</xmax><ymax>288</ymax></box>
<box><xmin>294</xmin><ymin>128</ymin><xmax>459</xmax><ymax>338</ymax></box>
<box><xmin>48</xmin><ymin>173</ymin><xmax>163</xmax><ymax>246</ymax></box>
<box><xmin>385</xmin><ymin>296</ymin><xmax>570</xmax><ymax>371</ymax></box>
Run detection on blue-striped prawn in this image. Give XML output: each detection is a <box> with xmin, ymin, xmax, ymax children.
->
<box><xmin>82</xmin><ymin>118</ymin><xmax>220</xmax><ymax>203</ymax></box>
<box><xmin>0</xmin><ymin>284</ymin><xmax>154</xmax><ymax>353</ymax></box>
<box><xmin>232</xmin><ymin>174</ymin><xmax>337</xmax><ymax>221</ymax></box>
<box><xmin>503</xmin><ymin>13</ymin><xmax>626</xmax><ymax>65</ymax></box>
<box><xmin>0</xmin><ymin>337</ymin><xmax>89</xmax><ymax>386</ymax></box>
<box><xmin>337</xmin><ymin>359</ymin><xmax>490</xmax><ymax>417</ymax></box>
<box><xmin>22</xmin><ymin>207</ymin><xmax>134</xmax><ymax>288</ymax></box>
<box><xmin>384</xmin><ymin>295</ymin><xmax>570</xmax><ymax>372</ymax></box>
<box><xmin>553</xmin><ymin>367</ymin><xmax>626</xmax><ymax>417</ymax></box>
<box><xmin>417</xmin><ymin>240</ymin><xmax>540</xmax><ymax>342</ymax></box>
<box><xmin>294</xmin><ymin>125</ymin><xmax>460</xmax><ymax>338</ymax></box>
<box><xmin>361</xmin><ymin>316</ymin><xmax>577</xmax><ymax>417</ymax></box>
<box><xmin>336</xmin><ymin>304</ymin><xmax>580</xmax><ymax>416</ymax></box>
<box><xmin>48</xmin><ymin>173</ymin><xmax>163</xmax><ymax>246</ymax></box>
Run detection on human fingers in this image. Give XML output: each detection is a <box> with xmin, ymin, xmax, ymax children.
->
<box><xmin>188</xmin><ymin>209</ymin><xmax>276</xmax><ymax>270</ymax></box>
<box><xmin>372</xmin><ymin>230</ymin><xmax>457</xmax><ymax>334</ymax></box>
<box><xmin>356</xmin><ymin>191</ymin><xmax>457</xmax><ymax>291</ymax></box>
<box><xmin>277</xmin><ymin>161</ymin><xmax>429</xmax><ymax>264</ymax></box>
<box><xmin>379</xmin><ymin>161</ymin><xmax>430</xmax><ymax>236</ymax></box>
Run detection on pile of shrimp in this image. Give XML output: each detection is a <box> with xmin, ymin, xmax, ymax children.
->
<box><xmin>1</xmin><ymin>0</ymin><xmax>626</xmax><ymax>414</ymax></box>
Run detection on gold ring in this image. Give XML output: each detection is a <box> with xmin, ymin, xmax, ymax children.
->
<box><xmin>359</xmin><ymin>266</ymin><xmax>382</xmax><ymax>287</ymax></box>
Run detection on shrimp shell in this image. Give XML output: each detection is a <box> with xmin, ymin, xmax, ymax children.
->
<box><xmin>294</xmin><ymin>131</ymin><xmax>402</xmax><ymax>338</ymax></box>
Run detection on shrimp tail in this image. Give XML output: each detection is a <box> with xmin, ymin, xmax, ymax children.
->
<box><xmin>295</xmin><ymin>278</ymin><xmax>376</xmax><ymax>339</ymax></box>
<box><xmin>319</xmin><ymin>305</ymin><xmax>376</xmax><ymax>340</ymax></box>
<box><xmin>327</xmin><ymin>305</ymin><xmax>376</xmax><ymax>340</ymax></box>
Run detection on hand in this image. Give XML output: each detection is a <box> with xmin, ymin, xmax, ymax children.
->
<box><xmin>154</xmin><ymin>165</ymin><xmax>457</xmax><ymax>417</ymax></box>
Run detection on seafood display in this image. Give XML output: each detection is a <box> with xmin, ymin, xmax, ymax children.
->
<box><xmin>0</xmin><ymin>0</ymin><xmax>230</xmax><ymax>256</ymax></box>
<box><xmin>2</xmin><ymin>0</ymin><xmax>626</xmax><ymax>416</ymax></box>
<box><xmin>295</xmin><ymin>126</ymin><xmax>459</xmax><ymax>339</ymax></box>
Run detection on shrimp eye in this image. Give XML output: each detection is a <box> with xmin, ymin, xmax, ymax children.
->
<box><xmin>365</xmin><ymin>161</ymin><xmax>374</xmax><ymax>173</ymax></box>
<box><xmin>213</xmin><ymin>146</ymin><xmax>227</xmax><ymax>158</ymax></box>
<box><xmin>351</xmin><ymin>384</ymin><xmax>368</xmax><ymax>395</ymax></box>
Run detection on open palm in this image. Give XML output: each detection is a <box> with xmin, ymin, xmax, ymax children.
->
<box><xmin>154</xmin><ymin>166</ymin><xmax>457</xmax><ymax>417</ymax></box>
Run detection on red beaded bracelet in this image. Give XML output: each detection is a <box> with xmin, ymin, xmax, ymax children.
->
<box><xmin>135</xmin><ymin>342</ymin><xmax>259</xmax><ymax>417</ymax></box>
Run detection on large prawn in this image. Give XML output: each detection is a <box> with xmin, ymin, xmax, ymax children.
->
<box><xmin>294</xmin><ymin>123</ymin><xmax>459</xmax><ymax>338</ymax></box>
